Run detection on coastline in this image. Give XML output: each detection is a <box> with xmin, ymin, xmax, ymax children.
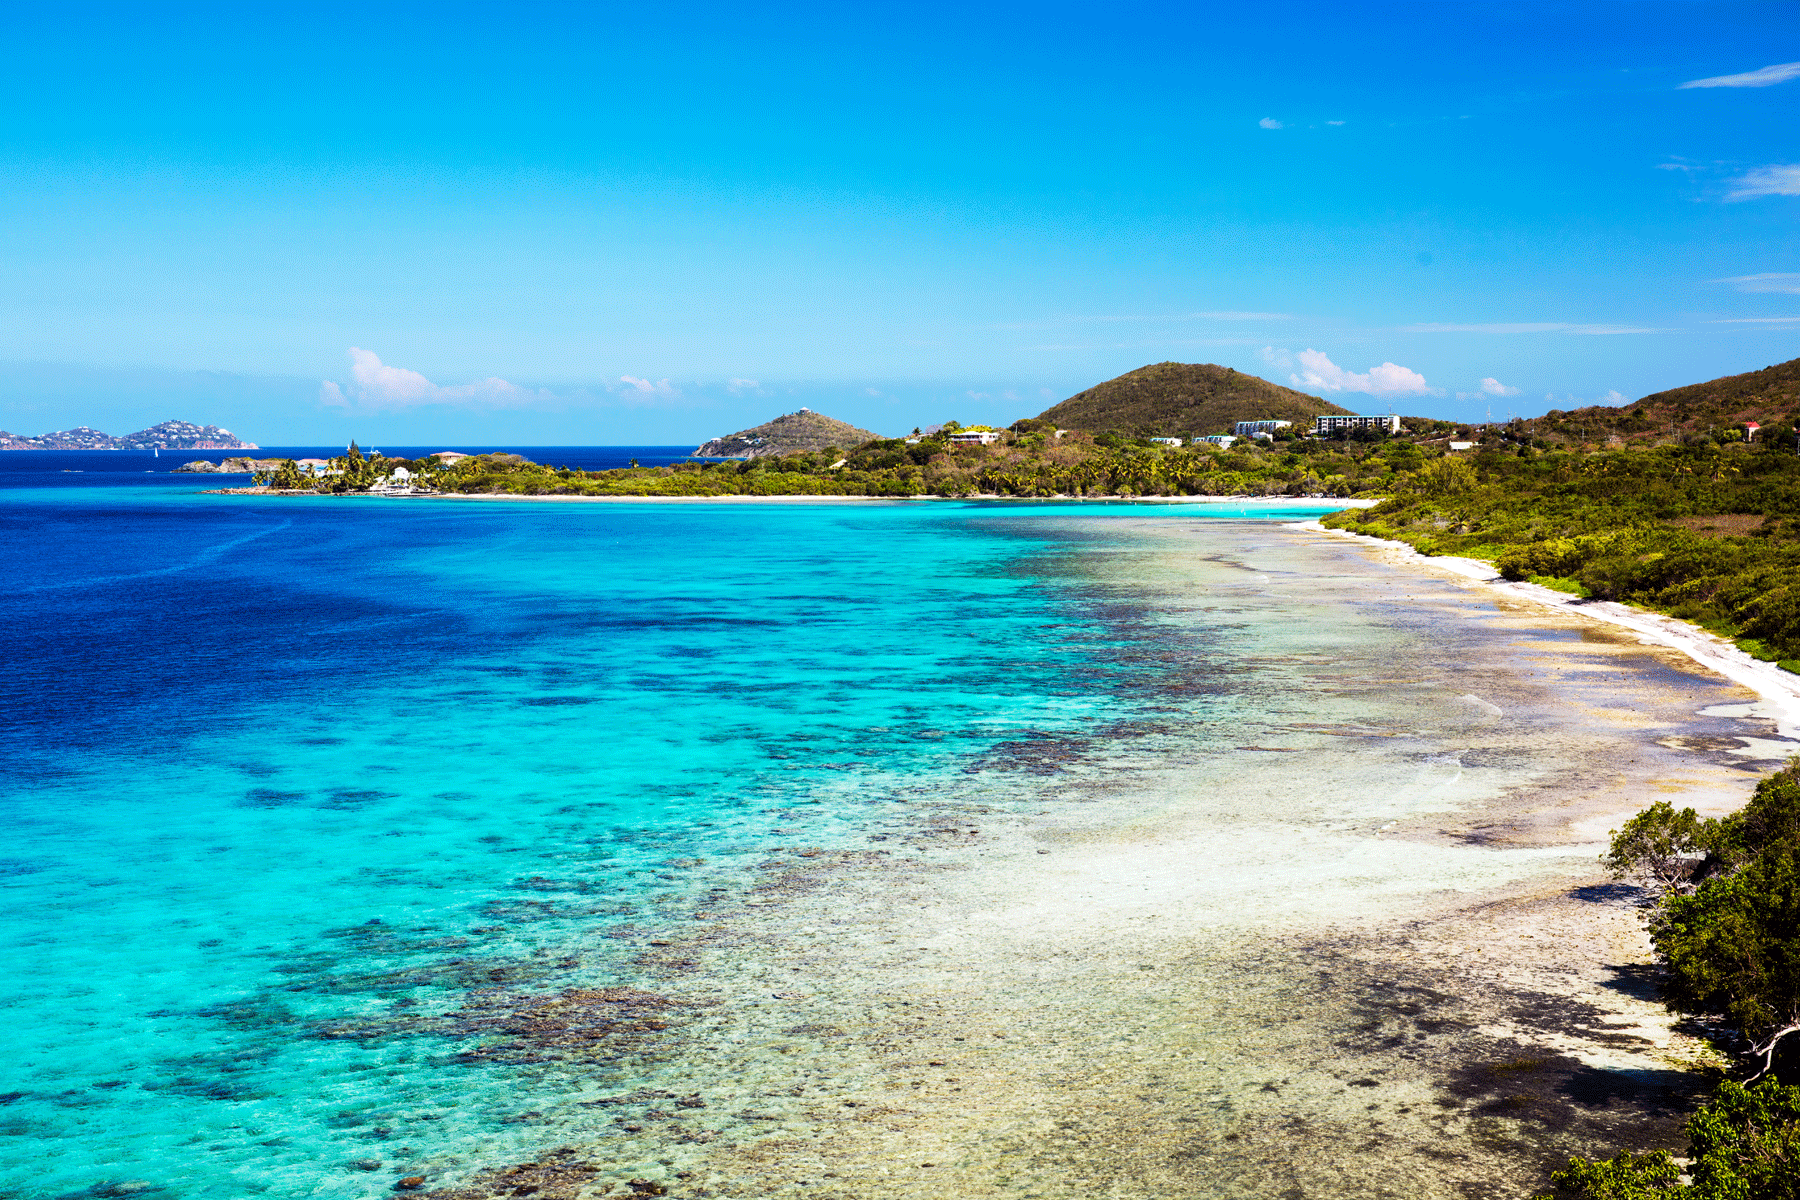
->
<box><xmin>200</xmin><ymin>487</ymin><xmax>1384</xmax><ymax>508</ymax></box>
<box><xmin>1297</xmin><ymin>520</ymin><xmax>1800</xmax><ymax>740</ymax></box>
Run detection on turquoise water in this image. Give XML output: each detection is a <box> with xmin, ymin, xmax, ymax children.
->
<box><xmin>1</xmin><ymin>488</ymin><xmax>1346</xmax><ymax>1198</ymax></box>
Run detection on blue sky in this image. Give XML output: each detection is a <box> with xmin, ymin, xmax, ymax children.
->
<box><xmin>0</xmin><ymin>1</ymin><xmax>1794</xmax><ymax>444</ymax></box>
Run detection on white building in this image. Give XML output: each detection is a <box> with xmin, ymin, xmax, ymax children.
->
<box><xmin>1233</xmin><ymin>420</ymin><xmax>1292</xmax><ymax>437</ymax></box>
<box><xmin>1448</xmin><ymin>441</ymin><xmax>1475</xmax><ymax>451</ymax></box>
<box><xmin>1193</xmin><ymin>435</ymin><xmax>1237</xmax><ymax>449</ymax></box>
<box><xmin>1314</xmin><ymin>414</ymin><xmax>1402</xmax><ymax>436</ymax></box>
<box><xmin>1148</xmin><ymin>437</ymin><xmax>1183</xmax><ymax>447</ymax></box>
<box><xmin>948</xmin><ymin>430</ymin><xmax>1002</xmax><ymax>445</ymax></box>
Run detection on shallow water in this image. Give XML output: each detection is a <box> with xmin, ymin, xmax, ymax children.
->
<box><xmin>0</xmin><ymin>488</ymin><xmax>1780</xmax><ymax>1199</ymax></box>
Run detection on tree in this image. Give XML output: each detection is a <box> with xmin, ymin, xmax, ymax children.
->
<box><xmin>1540</xmin><ymin>1081</ymin><xmax>1800</xmax><ymax>1198</ymax></box>
<box><xmin>1604</xmin><ymin>800</ymin><xmax>1709</xmax><ymax>895</ymax></box>
<box><xmin>1632</xmin><ymin>760</ymin><xmax>1800</xmax><ymax>1080</ymax></box>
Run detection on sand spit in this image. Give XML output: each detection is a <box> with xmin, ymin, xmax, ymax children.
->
<box><xmin>1299</xmin><ymin>521</ymin><xmax>1800</xmax><ymax>739</ymax></box>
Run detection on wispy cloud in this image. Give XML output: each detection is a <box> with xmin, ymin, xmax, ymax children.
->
<box><xmin>319</xmin><ymin>347</ymin><xmax>543</xmax><ymax>411</ymax></box>
<box><xmin>1713</xmin><ymin>273</ymin><xmax>1800</xmax><ymax>293</ymax></box>
<box><xmin>1457</xmin><ymin>378</ymin><xmax>1521</xmax><ymax>401</ymax></box>
<box><xmin>1259</xmin><ymin>117</ymin><xmax>1283</xmax><ymax>129</ymax></box>
<box><xmin>1326</xmin><ymin>120</ymin><xmax>1346</xmax><ymax>126</ymax></box>
<box><xmin>1725</xmin><ymin>164</ymin><xmax>1800</xmax><ymax>200</ymax></box>
<box><xmin>618</xmin><ymin>375</ymin><xmax>681</xmax><ymax>400</ymax></box>
<box><xmin>726</xmin><ymin>377</ymin><xmax>761</xmax><ymax>394</ymax></box>
<box><xmin>1399</xmin><ymin>322</ymin><xmax>1657</xmax><ymax>335</ymax></box>
<box><xmin>1679</xmin><ymin>61</ymin><xmax>1800</xmax><ymax>89</ymax></box>
<box><xmin>996</xmin><ymin>311</ymin><xmax>1292</xmax><ymax>330</ymax></box>
<box><xmin>1709</xmin><ymin>316</ymin><xmax>1800</xmax><ymax>324</ymax></box>
<box><xmin>1264</xmin><ymin>347</ymin><xmax>1433</xmax><ymax>397</ymax></box>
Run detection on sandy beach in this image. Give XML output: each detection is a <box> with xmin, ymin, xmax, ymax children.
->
<box><xmin>1300</xmin><ymin>520</ymin><xmax>1800</xmax><ymax>739</ymax></box>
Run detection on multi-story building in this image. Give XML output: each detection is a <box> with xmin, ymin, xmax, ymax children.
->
<box><xmin>1233</xmin><ymin>420</ymin><xmax>1292</xmax><ymax>437</ymax></box>
<box><xmin>1313</xmin><ymin>414</ymin><xmax>1402</xmax><ymax>436</ymax></box>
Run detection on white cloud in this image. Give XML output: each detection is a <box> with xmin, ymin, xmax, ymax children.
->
<box><xmin>1602</xmin><ymin>390</ymin><xmax>1628</xmax><ymax>405</ymax></box>
<box><xmin>619</xmin><ymin>375</ymin><xmax>681</xmax><ymax>399</ymax></box>
<box><xmin>1399</xmin><ymin>322</ymin><xmax>1657</xmax><ymax>334</ymax></box>
<box><xmin>1326</xmin><ymin>120</ymin><xmax>1346</xmax><ymax>126</ymax></box>
<box><xmin>1679</xmin><ymin>61</ymin><xmax>1800</xmax><ymax>89</ymax></box>
<box><xmin>1726</xmin><ymin>164</ymin><xmax>1800</xmax><ymax>200</ymax></box>
<box><xmin>726</xmin><ymin>377</ymin><xmax>760</xmax><ymax>394</ymax></box>
<box><xmin>1714</xmin><ymin>273</ymin><xmax>1800</xmax><ymax>293</ymax></box>
<box><xmin>1480</xmin><ymin>377</ymin><xmax>1519</xmax><ymax>396</ymax></box>
<box><xmin>1265</xmin><ymin>347</ymin><xmax>1433</xmax><ymax>397</ymax></box>
<box><xmin>1709</xmin><ymin>315</ymin><xmax>1800</xmax><ymax>324</ymax></box>
<box><xmin>1259</xmin><ymin>117</ymin><xmax>1283</xmax><ymax>129</ymax></box>
<box><xmin>319</xmin><ymin>347</ymin><xmax>541</xmax><ymax>411</ymax></box>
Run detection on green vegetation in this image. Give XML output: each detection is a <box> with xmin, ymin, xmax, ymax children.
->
<box><xmin>1541</xmin><ymin>761</ymin><xmax>1800</xmax><ymax>1197</ymax></box>
<box><xmin>1319</xmin><ymin>436</ymin><xmax>1800</xmax><ymax>664</ymax></box>
<box><xmin>1035</xmin><ymin>360</ymin><xmax>1352</xmax><ymax>436</ymax></box>
<box><xmin>249</xmin><ymin>426</ymin><xmax>1468</xmax><ymax>502</ymax></box>
<box><xmin>1540</xmin><ymin>1081</ymin><xmax>1800</xmax><ymax>1198</ymax></box>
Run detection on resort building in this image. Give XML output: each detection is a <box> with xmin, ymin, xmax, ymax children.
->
<box><xmin>1193</xmin><ymin>435</ymin><xmax>1237</xmax><ymax>448</ymax></box>
<box><xmin>1448</xmin><ymin>441</ymin><xmax>1475</xmax><ymax>451</ymax></box>
<box><xmin>1148</xmin><ymin>437</ymin><xmax>1183</xmax><ymax>447</ymax></box>
<box><xmin>1233</xmin><ymin>419</ymin><xmax>1292</xmax><ymax>437</ymax></box>
<box><xmin>1313</xmin><ymin>414</ymin><xmax>1402</xmax><ymax>436</ymax></box>
<box><xmin>947</xmin><ymin>430</ymin><xmax>1002</xmax><ymax>445</ymax></box>
<box><xmin>295</xmin><ymin>458</ymin><xmax>336</xmax><ymax>476</ymax></box>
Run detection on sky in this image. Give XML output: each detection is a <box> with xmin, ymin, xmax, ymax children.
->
<box><xmin>0</xmin><ymin>1</ymin><xmax>1794</xmax><ymax>445</ymax></box>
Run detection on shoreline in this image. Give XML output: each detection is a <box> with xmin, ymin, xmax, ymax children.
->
<box><xmin>1297</xmin><ymin>520</ymin><xmax>1800</xmax><ymax>740</ymax></box>
<box><xmin>414</xmin><ymin>518</ymin><xmax>1784</xmax><ymax>1199</ymax></box>
<box><xmin>201</xmin><ymin>486</ymin><xmax>1382</xmax><ymax>508</ymax></box>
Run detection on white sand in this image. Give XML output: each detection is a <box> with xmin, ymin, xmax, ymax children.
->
<box><xmin>1296</xmin><ymin>520</ymin><xmax>1800</xmax><ymax>741</ymax></box>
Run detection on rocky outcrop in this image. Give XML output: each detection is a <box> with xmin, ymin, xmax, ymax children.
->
<box><xmin>173</xmin><ymin>457</ymin><xmax>284</xmax><ymax>474</ymax></box>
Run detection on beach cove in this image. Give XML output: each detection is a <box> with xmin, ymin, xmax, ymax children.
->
<box><xmin>1</xmin><ymin>486</ymin><xmax>1790</xmax><ymax>1199</ymax></box>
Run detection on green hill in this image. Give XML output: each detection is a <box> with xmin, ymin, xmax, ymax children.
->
<box><xmin>1036</xmin><ymin>362</ymin><xmax>1353</xmax><ymax>435</ymax></box>
<box><xmin>693</xmin><ymin>408</ymin><xmax>883</xmax><ymax>458</ymax></box>
<box><xmin>1533</xmin><ymin>356</ymin><xmax>1800</xmax><ymax>444</ymax></box>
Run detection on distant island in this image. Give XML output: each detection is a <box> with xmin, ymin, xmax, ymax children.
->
<box><xmin>0</xmin><ymin>419</ymin><xmax>257</xmax><ymax>451</ymax></box>
<box><xmin>693</xmin><ymin>408</ymin><xmax>881</xmax><ymax>458</ymax></box>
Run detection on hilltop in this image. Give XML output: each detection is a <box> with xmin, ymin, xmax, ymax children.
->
<box><xmin>0</xmin><ymin>420</ymin><xmax>257</xmax><ymax>450</ymax></box>
<box><xmin>1527</xmin><ymin>356</ymin><xmax>1800</xmax><ymax>444</ymax></box>
<box><xmin>693</xmin><ymin>408</ymin><xmax>882</xmax><ymax>458</ymax></box>
<box><xmin>1036</xmin><ymin>362</ymin><xmax>1353</xmax><ymax>435</ymax></box>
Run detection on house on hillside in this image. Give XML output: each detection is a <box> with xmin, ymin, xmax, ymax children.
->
<box><xmin>1148</xmin><ymin>437</ymin><xmax>1183</xmax><ymax>447</ymax></box>
<box><xmin>1314</xmin><ymin>414</ymin><xmax>1402</xmax><ymax>436</ymax></box>
<box><xmin>1742</xmin><ymin>422</ymin><xmax>1762</xmax><ymax>442</ymax></box>
<box><xmin>948</xmin><ymin>430</ymin><xmax>1002</xmax><ymax>445</ymax></box>
<box><xmin>1193</xmin><ymin>435</ymin><xmax>1237</xmax><ymax>448</ymax></box>
<box><xmin>1233</xmin><ymin>419</ymin><xmax>1292</xmax><ymax>438</ymax></box>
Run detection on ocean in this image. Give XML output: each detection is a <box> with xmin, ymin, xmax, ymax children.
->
<box><xmin>0</xmin><ymin>458</ymin><xmax>1776</xmax><ymax>1198</ymax></box>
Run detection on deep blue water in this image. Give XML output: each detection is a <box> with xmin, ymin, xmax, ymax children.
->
<box><xmin>0</xmin><ymin>468</ymin><xmax>1347</xmax><ymax>1198</ymax></box>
